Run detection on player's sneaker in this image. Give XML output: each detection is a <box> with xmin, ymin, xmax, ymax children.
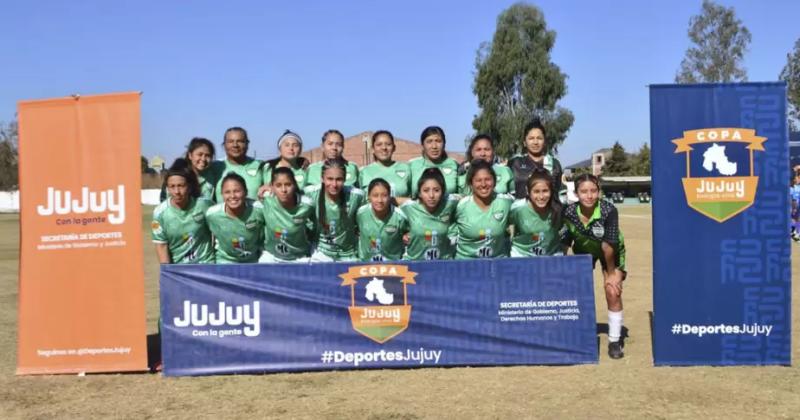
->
<box><xmin>792</xmin><ymin>233</ymin><xmax>800</xmax><ymax>242</ymax></box>
<box><xmin>608</xmin><ymin>342</ymin><xmax>624</xmax><ymax>359</ymax></box>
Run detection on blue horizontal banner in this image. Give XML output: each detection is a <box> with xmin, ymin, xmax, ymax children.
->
<box><xmin>160</xmin><ymin>256</ymin><xmax>598</xmax><ymax>376</ymax></box>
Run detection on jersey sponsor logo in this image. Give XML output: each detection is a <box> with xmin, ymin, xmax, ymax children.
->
<box><xmin>245</xmin><ymin>221</ymin><xmax>258</xmax><ymax>230</ymax></box>
<box><xmin>232</xmin><ymin>236</ymin><xmax>252</xmax><ymax>258</ymax></box>
<box><xmin>339</xmin><ymin>265</ymin><xmax>416</xmax><ymax>344</ymax></box>
<box><xmin>672</xmin><ymin>128</ymin><xmax>766</xmax><ymax>222</ymax></box>
<box><xmin>439</xmin><ymin>214</ymin><xmax>450</xmax><ymax>223</ymax></box>
<box><xmin>292</xmin><ymin>217</ymin><xmax>305</xmax><ymax>224</ymax></box>
<box><xmin>37</xmin><ymin>185</ymin><xmax>126</xmax><ymax>224</ymax></box>
<box><xmin>385</xmin><ymin>226</ymin><xmax>397</xmax><ymax>234</ymax></box>
<box><xmin>591</xmin><ymin>225</ymin><xmax>604</xmax><ymax>238</ymax></box>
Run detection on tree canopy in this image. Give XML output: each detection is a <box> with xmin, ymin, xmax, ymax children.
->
<box><xmin>472</xmin><ymin>3</ymin><xmax>573</xmax><ymax>158</ymax></box>
<box><xmin>675</xmin><ymin>0</ymin><xmax>751</xmax><ymax>83</ymax></box>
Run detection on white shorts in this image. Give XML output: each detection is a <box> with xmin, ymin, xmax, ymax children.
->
<box><xmin>309</xmin><ymin>248</ymin><xmax>358</xmax><ymax>263</ymax></box>
<box><xmin>258</xmin><ymin>250</ymin><xmax>310</xmax><ymax>263</ymax></box>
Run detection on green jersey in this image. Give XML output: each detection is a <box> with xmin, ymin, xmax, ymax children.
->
<box><xmin>210</xmin><ymin>158</ymin><xmax>263</xmax><ymax>203</ymax></box>
<box><xmin>151</xmin><ymin>197</ymin><xmax>215</xmax><ymax>264</ymax></box>
<box><xmin>262</xmin><ymin>163</ymin><xmax>308</xmax><ymax>190</ymax></box>
<box><xmin>454</xmin><ymin>193</ymin><xmax>514</xmax><ymax>259</ymax></box>
<box><xmin>205</xmin><ymin>199</ymin><xmax>265</xmax><ymax>263</ymax></box>
<box><xmin>261</xmin><ymin>192</ymin><xmax>316</xmax><ymax>261</ymax></box>
<box><xmin>359</xmin><ymin>161</ymin><xmax>412</xmax><ymax>197</ymax></box>
<box><xmin>562</xmin><ymin>200</ymin><xmax>626</xmax><ymax>270</ymax></box>
<box><xmin>457</xmin><ymin>163</ymin><xmax>516</xmax><ymax>195</ymax></box>
<box><xmin>408</xmin><ymin>156</ymin><xmax>459</xmax><ymax>197</ymax></box>
<box><xmin>306</xmin><ymin>161</ymin><xmax>360</xmax><ymax>187</ymax></box>
<box><xmin>356</xmin><ymin>204</ymin><xmax>409</xmax><ymax>261</ymax></box>
<box><xmin>509</xmin><ymin>199</ymin><xmax>563</xmax><ymax>257</ymax></box>
<box><xmin>400</xmin><ymin>194</ymin><xmax>460</xmax><ymax>260</ymax></box>
<box><xmin>304</xmin><ymin>184</ymin><xmax>365</xmax><ymax>260</ymax></box>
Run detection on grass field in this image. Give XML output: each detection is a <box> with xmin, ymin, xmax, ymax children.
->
<box><xmin>1</xmin><ymin>205</ymin><xmax>798</xmax><ymax>419</ymax></box>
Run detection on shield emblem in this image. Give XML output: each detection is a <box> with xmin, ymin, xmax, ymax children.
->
<box><xmin>673</xmin><ymin>128</ymin><xmax>765</xmax><ymax>222</ymax></box>
<box><xmin>339</xmin><ymin>265</ymin><xmax>417</xmax><ymax>344</ymax></box>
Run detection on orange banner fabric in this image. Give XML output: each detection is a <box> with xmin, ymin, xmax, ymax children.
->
<box><xmin>17</xmin><ymin>92</ymin><xmax>147</xmax><ymax>374</ymax></box>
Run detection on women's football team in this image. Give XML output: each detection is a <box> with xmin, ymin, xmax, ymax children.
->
<box><xmin>152</xmin><ymin>121</ymin><xmax>628</xmax><ymax>359</ymax></box>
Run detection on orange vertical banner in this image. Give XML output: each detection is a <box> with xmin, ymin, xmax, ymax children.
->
<box><xmin>17</xmin><ymin>92</ymin><xmax>148</xmax><ymax>374</ymax></box>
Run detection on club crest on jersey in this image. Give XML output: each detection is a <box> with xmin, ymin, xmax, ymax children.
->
<box><xmin>246</xmin><ymin>169</ymin><xmax>258</xmax><ymax>177</ymax></box>
<box><xmin>493</xmin><ymin>211</ymin><xmax>504</xmax><ymax>221</ymax></box>
<box><xmin>396</xmin><ymin>170</ymin><xmax>407</xmax><ymax>178</ymax></box>
<box><xmin>672</xmin><ymin>128</ymin><xmax>766</xmax><ymax>222</ymax></box>
<box><xmin>440</xmin><ymin>214</ymin><xmax>450</xmax><ymax>223</ymax></box>
<box><xmin>151</xmin><ymin>220</ymin><xmax>162</xmax><ymax>234</ymax></box>
<box><xmin>340</xmin><ymin>265</ymin><xmax>417</xmax><ymax>344</ymax></box>
<box><xmin>295</xmin><ymin>174</ymin><xmax>304</xmax><ymax>182</ymax></box>
<box><xmin>192</xmin><ymin>212</ymin><xmax>204</xmax><ymax>223</ymax></box>
<box><xmin>442</xmin><ymin>168</ymin><xmax>453</xmax><ymax>175</ymax></box>
<box><xmin>591</xmin><ymin>225</ymin><xmax>604</xmax><ymax>238</ymax></box>
<box><xmin>245</xmin><ymin>221</ymin><xmax>258</xmax><ymax>230</ymax></box>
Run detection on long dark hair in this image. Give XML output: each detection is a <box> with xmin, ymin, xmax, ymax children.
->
<box><xmin>321</xmin><ymin>129</ymin><xmax>349</xmax><ymax>164</ymax></box>
<box><xmin>318</xmin><ymin>158</ymin><xmax>348</xmax><ymax>235</ymax></box>
<box><xmin>527</xmin><ymin>168</ymin><xmax>562</xmax><ymax>229</ymax></box>
<box><xmin>460</xmin><ymin>133</ymin><xmax>495</xmax><ymax>175</ymax></box>
<box><xmin>466</xmin><ymin>159</ymin><xmax>496</xmax><ymax>187</ymax></box>
<box><xmin>221</xmin><ymin>172</ymin><xmax>248</xmax><ymax>195</ymax></box>
<box><xmin>522</xmin><ymin>118</ymin><xmax>548</xmax><ymax>154</ymax></box>
<box><xmin>270</xmin><ymin>166</ymin><xmax>299</xmax><ymax>207</ymax></box>
<box><xmin>420</xmin><ymin>125</ymin><xmax>448</xmax><ymax>160</ymax></box>
<box><xmin>573</xmin><ymin>173</ymin><xmax>600</xmax><ymax>193</ymax></box>
<box><xmin>185</xmin><ymin>137</ymin><xmax>215</xmax><ymax>162</ymax></box>
<box><xmin>371</xmin><ymin>130</ymin><xmax>395</xmax><ymax>162</ymax></box>
<box><xmin>414</xmin><ymin>167</ymin><xmax>446</xmax><ymax>201</ymax></box>
<box><xmin>162</xmin><ymin>158</ymin><xmax>201</xmax><ymax>199</ymax></box>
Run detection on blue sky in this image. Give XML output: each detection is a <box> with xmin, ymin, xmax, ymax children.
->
<box><xmin>2</xmin><ymin>1</ymin><xmax>798</xmax><ymax>166</ymax></box>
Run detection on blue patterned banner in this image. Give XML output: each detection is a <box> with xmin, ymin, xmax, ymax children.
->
<box><xmin>160</xmin><ymin>256</ymin><xmax>598</xmax><ymax>376</ymax></box>
<box><xmin>650</xmin><ymin>83</ymin><xmax>791</xmax><ymax>365</ymax></box>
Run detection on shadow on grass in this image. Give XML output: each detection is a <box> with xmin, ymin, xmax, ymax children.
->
<box><xmin>147</xmin><ymin>332</ymin><xmax>161</xmax><ymax>373</ymax></box>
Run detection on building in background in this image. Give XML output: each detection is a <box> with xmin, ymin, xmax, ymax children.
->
<box><xmin>302</xmin><ymin>131</ymin><xmax>465</xmax><ymax>165</ymax></box>
<box><xmin>149</xmin><ymin>155</ymin><xmax>165</xmax><ymax>171</ymax></box>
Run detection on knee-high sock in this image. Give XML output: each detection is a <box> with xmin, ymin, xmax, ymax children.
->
<box><xmin>608</xmin><ymin>310</ymin><xmax>623</xmax><ymax>343</ymax></box>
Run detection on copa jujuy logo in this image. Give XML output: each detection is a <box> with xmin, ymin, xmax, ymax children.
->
<box><xmin>339</xmin><ymin>264</ymin><xmax>417</xmax><ymax>344</ymax></box>
<box><xmin>672</xmin><ymin>128</ymin><xmax>766</xmax><ymax>223</ymax></box>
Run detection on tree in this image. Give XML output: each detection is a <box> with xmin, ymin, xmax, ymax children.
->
<box><xmin>602</xmin><ymin>142</ymin><xmax>631</xmax><ymax>176</ymax></box>
<box><xmin>675</xmin><ymin>0</ymin><xmax>751</xmax><ymax>83</ymax></box>
<box><xmin>780</xmin><ymin>38</ymin><xmax>800</xmax><ymax>131</ymax></box>
<box><xmin>0</xmin><ymin>120</ymin><xmax>19</xmax><ymax>190</ymax></box>
<box><xmin>472</xmin><ymin>3</ymin><xmax>574</xmax><ymax>158</ymax></box>
<box><xmin>632</xmin><ymin>143</ymin><xmax>651</xmax><ymax>176</ymax></box>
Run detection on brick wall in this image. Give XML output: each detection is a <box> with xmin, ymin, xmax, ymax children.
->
<box><xmin>302</xmin><ymin>131</ymin><xmax>465</xmax><ymax>165</ymax></box>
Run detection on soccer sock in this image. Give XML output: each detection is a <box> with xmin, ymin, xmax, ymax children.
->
<box><xmin>608</xmin><ymin>310</ymin><xmax>623</xmax><ymax>343</ymax></box>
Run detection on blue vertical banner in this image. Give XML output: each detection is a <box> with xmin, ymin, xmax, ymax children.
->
<box><xmin>650</xmin><ymin>83</ymin><xmax>791</xmax><ymax>365</ymax></box>
<box><xmin>160</xmin><ymin>256</ymin><xmax>598</xmax><ymax>376</ymax></box>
